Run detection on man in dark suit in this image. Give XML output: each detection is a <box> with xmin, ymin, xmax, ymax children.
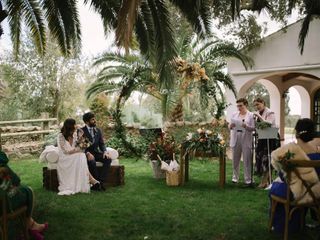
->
<box><xmin>82</xmin><ymin>112</ymin><xmax>111</xmax><ymax>190</ymax></box>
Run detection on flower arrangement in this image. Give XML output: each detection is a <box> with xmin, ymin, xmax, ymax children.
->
<box><xmin>174</xmin><ymin>57</ymin><xmax>209</xmax><ymax>89</ymax></box>
<box><xmin>76</xmin><ymin>129</ymin><xmax>92</xmax><ymax>150</ymax></box>
<box><xmin>148</xmin><ymin>132</ymin><xmax>176</xmax><ymax>164</ymax></box>
<box><xmin>256</xmin><ymin>121</ymin><xmax>272</xmax><ymax>129</ymax></box>
<box><xmin>182</xmin><ymin>128</ymin><xmax>225</xmax><ymax>157</ymax></box>
<box><xmin>277</xmin><ymin>150</ymin><xmax>296</xmax><ymax>173</ymax></box>
<box><xmin>0</xmin><ymin>167</ymin><xmax>17</xmax><ymax>197</ymax></box>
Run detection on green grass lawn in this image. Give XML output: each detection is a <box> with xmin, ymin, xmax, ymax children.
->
<box><xmin>11</xmin><ymin>158</ymin><xmax>319</xmax><ymax>240</ymax></box>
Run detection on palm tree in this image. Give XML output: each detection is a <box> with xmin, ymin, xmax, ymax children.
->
<box><xmin>2</xmin><ymin>0</ymin><xmax>82</xmax><ymax>57</ymax></box>
<box><xmin>86</xmin><ymin>52</ymin><xmax>157</xmax><ymax>110</ymax></box>
<box><xmin>1</xmin><ymin>0</ymin><xmax>213</xmax><ymax>90</ymax></box>
<box><xmin>172</xmin><ymin>35</ymin><xmax>252</xmax><ymax>119</ymax></box>
<box><xmin>2</xmin><ymin>0</ymin><xmax>316</xmax><ymax>60</ymax></box>
<box><xmin>87</xmin><ymin>35</ymin><xmax>252</xmax><ymax>122</ymax></box>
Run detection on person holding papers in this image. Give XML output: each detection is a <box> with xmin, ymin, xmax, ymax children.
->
<box><xmin>253</xmin><ymin>98</ymin><xmax>280</xmax><ymax>188</ymax></box>
<box><xmin>229</xmin><ymin>98</ymin><xmax>255</xmax><ymax>186</ymax></box>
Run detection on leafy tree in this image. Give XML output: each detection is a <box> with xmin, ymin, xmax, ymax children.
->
<box><xmin>246</xmin><ymin>82</ymin><xmax>290</xmax><ymax>115</ymax></box>
<box><xmin>0</xmin><ymin>36</ymin><xmax>90</xmax><ymax>120</ymax></box>
<box><xmin>246</xmin><ymin>83</ymin><xmax>270</xmax><ymax>112</ymax></box>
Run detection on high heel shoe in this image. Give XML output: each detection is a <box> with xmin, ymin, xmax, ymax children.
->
<box><xmin>29</xmin><ymin>229</ymin><xmax>44</xmax><ymax>240</ymax></box>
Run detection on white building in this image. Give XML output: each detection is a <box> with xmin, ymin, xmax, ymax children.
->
<box><xmin>226</xmin><ymin>18</ymin><xmax>320</xmax><ymax>141</ymax></box>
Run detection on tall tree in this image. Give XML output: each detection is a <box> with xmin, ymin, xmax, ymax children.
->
<box><xmin>0</xmin><ymin>36</ymin><xmax>90</xmax><ymax>120</ymax></box>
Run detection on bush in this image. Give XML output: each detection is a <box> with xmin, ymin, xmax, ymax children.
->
<box><xmin>106</xmin><ymin>134</ymin><xmax>149</xmax><ymax>158</ymax></box>
<box><xmin>43</xmin><ymin>131</ymin><xmax>59</xmax><ymax>147</ymax></box>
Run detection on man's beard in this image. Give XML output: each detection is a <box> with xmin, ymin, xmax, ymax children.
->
<box><xmin>88</xmin><ymin>122</ymin><xmax>96</xmax><ymax>127</ymax></box>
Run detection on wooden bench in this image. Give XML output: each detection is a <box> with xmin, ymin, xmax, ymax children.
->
<box><xmin>43</xmin><ymin>165</ymin><xmax>125</xmax><ymax>191</ymax></box>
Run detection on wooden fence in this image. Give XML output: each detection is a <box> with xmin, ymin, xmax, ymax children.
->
<box><xmin>0</xmin><ymin>118</ymin><xmax>58</xmax><ymax>150</ymax></box>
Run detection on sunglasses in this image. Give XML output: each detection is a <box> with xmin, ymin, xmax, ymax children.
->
<box><xmin>236</xmin><ymin>104</ymin><xmax>244</xmax><ymax>108</ymax></box>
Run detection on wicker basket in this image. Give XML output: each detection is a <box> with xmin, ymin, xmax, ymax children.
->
<box><xmin>166</xmin><ymin>170</ymin><xmax>180</xmax><ymax>186</ymax></box>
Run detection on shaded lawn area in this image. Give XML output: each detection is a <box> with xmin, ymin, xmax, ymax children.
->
<box><xmin>11</xmin><ymin>158</ymin><xmax>319</xmax><ymax>240</ymax></box>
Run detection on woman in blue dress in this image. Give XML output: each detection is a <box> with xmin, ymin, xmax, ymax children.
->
<box><xmin>269</xmin><ymin>118</ymin><xmax>320</xmax><ymax>233</ymax></box>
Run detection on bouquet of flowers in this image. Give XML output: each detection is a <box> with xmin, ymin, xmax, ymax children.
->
<box><xmin>148</xmin><ymin>132</ymin><xmax>176</xmax><ymax>164</ymax></box>
<box><xmin>182</xmin><ymin>128</ymin><xmax>225</xmax><ymax>157</ymax></box>
<box><xmin>76</xmin><ymin>129</ymin><xmax>92</xmax><ymax>150</ymax></box>
<box><xmin>256</xmin><ymin>121</ymin><xmax>272</xmax><ymax>129</ymax></box>
<box><xmin>277</xmin><ymin>150</ymin><xmax>296</xmax><ymax>174</ymax></box>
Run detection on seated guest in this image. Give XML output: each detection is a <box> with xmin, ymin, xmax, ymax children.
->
<box><xmin>309</xmin><ymin>137</ymin><xmax>320</xmax><ymax>176</ymax></box>
<box><xmin>82</xmin><ymin>112</ymin><xmax>111</xmax><ymax>189</ymax></box>
<box><xmin>57</xmin><ymin>118</ymin><xmax>101</xmax><ymax>195</ymax></box>
<box><xmin>270</xmin><ymin>118</ymin><xmax>320</xmax><ymax>233</ymax></box>
<box><xmin>0</xmin><ymin>151</ymin><xmax>48</xmax><ymax>240</ymax></box>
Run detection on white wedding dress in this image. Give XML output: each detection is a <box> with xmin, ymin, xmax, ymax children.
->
<box><xmin>57</xmin><ymin>132</ymin><xmax>90</xmax><ymax>195</ymax></box>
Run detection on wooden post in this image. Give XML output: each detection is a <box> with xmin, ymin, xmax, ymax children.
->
<box><xmin>41</xmin><ymin>112</ymin><xmax>49</xmax><ymax>140</ymax></box>
<box><xmin>185</xmin><ymin>152</ymin><xmax>189</xmax><ymax>182</ymax></box>
<box><xmin>179</xmin><ymin>147</ymin><xmax>186</xmax><ymax>185</ymax></box>
<box><xmin>219</xmin><ymin>147</ymin><xmax>226</xmax><ymax>188</ymax></box>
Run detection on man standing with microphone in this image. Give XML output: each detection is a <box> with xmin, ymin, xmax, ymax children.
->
<box><xmin>229</xmin><ymin>98</ymin><xmax>255</xmax><ymax>186</ymax></box>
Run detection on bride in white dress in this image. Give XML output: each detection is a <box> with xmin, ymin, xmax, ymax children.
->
<box><xmin>57</xmin><ymin>118</ymin><xmax>100</xmax><ymax>195</ymax></box>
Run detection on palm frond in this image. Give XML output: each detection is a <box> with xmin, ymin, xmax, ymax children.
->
<box><xmin>147</xmin><ymin>0</ymin><xmax>177</xmax><ymax>89</ymax></box>
<box><xmin>6</xmin><ymin>0</ymin><xmax>22</xmax><ymax>57</ymax></box>
<box><xmin>176</xmin><ymin>32</ymin><xmax>193</xmax><ymax>59</ymax></box>
<box><xmin>135</xmin><ymin>1</ymin><xmax>155</xmax><ymax>58</ymax></box>
<box><xmin>209</xmin><ymin>71</ymin><xmax>237</xmax><ymax>97</ymax></box>
<box><xmin>21</xmin><ymin>0</ymin><xmax>46</xmax><ymax>55</ymax></box>
<box><xmin>98</xmin><ymin>65</ymin><xmax>130</xmax><ymax>74</ymax></box>
<box><xmin>42</xmin><ymin>0</ymin><xmax>81</xmax><ymax>56</ymax></box>
<box><xmin>95</xmin><ymin>72</ymin><xmax>123</xmax><ymax>83</ymax></box>
<box><xmin>205</xmin><ymin>42</ymin><xmax>253</xmax><ymax>69</ymax></box>
<box><xmin>298</xmin><ymin>14</ymin><xmax>312</xmax><ymax>54</ymax></box>
<box><xmin>86</xmin><ymin>82</ymin><xmax>121</xmax><ymax>99</ymax></box>
<box><xmin>94</xmin><ymin>52</ymin><xmax>140</xmax><ymax>66</ymax></box>
<box><xmin>299</xmin><ymin>0</ymin><xmax>320</xmax><ymax>54</ymax></box>
<box><xmin>115</xmin><ymin>0</ymin><xmax>141</xmax><ymax>51</ymax></box>
<box><xmin>169</xmin><ymin>0</ymin><xmax>212</xmax><ymax>37</ymax></box>
<box><xmin>84</xmin><ymin>0</ymin><xmax>120</xmax><ymax>34</ymax></box>
<box><xmin>193</xmin><ymin>39</ymin><xmax>219</xmax><ymax>61</ymax></box>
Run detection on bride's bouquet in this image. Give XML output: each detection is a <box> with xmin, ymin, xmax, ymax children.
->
<box><xmin>76</xmin><ymin>129</ymin><xmax>92</xmax><ymax>150</ymax></box>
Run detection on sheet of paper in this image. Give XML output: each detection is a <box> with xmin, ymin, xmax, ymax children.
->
<box><xmin>231</xmin><ymin>119</ymin><xmax>245</xmax><ymax>131</ymax></box>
